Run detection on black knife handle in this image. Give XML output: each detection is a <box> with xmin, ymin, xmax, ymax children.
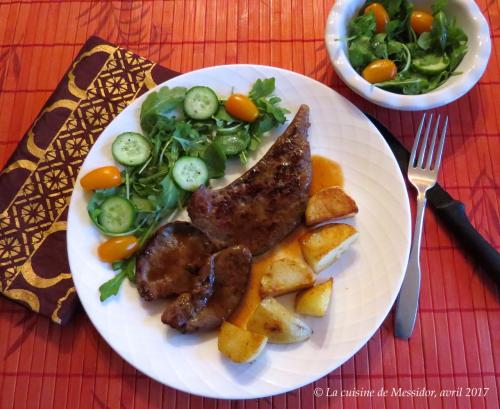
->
<box><xmin>432</xmin><ymin>199</ymin><xmax>500</xmax><ymax>285</ymax></box>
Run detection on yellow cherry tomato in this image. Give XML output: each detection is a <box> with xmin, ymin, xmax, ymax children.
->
<box><xmin>80</xmin><ymin>166</ymin><xmax>122</xmax><ymax>191</ymax></box>
<box><xmin>98</xmin><ymin>236</ymin><xmax>139</xmax><ymax>263</ymax></box>
<box><xmin>364</xmin><ymin>3</ymin><xmax>390</xmax><ymax>34</ymax></box>
<box><xmin>224</xmin><ymin>94</ymin><xmax>259</xmax><ymax>122</ymax></box>
<box><xmin>411</xmin><ymin>10</ymin><xmax>434</xmax><ymax>35</ymax></box>
<box><xmin>362</xmin><ymin>59</ymin><xmax>398</xmax><ymax>84</ymax></box>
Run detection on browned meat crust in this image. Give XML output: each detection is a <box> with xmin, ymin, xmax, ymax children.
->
<box><xmin>136</xmin><ymin>222</ymin><xmax>215</xmax><ymax>301</ymax></box>
<box><xmin>187</xmin><ymin>105</ymin><xmax>311</xmax><ymax>255</ymax></box>
<box><xmin>161</xmin><ymin>245</ymin><xmax>252</xmax><ymax>333</ymax></box>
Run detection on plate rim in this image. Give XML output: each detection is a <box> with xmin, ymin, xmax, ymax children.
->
<box><xmin>67</xmin><ymin>63</ymin><xmax>411</xmax><ymax>399</ymax></box>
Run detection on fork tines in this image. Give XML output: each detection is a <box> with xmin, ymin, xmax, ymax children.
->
<box><xmin>409</xmin><ymin>113</ymin><xmax>449</xmax><ymax>172</ymax></box>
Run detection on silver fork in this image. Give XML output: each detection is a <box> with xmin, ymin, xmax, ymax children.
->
<box><xmin>394</xmin><ymin>113</ymin><xmax>448</xmax><ymax>339</ymax></box>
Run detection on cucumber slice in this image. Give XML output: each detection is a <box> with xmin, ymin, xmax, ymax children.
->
<box><xmin>412</xmin><ymin>53</ymin><xmax>449</xmax><ymax>75</ymax></box>
<box><xmin>172</xmin><ymin>157</ymin><xmax>208</xmax><ymax>192</ymax></box>
<box><xmin>184</xmin><ymin>86</ymin><xmax>219</xmax><ymax>120</ymax></box>
<box><xmin>98</xmin><ymin>196</ymin><xmax>136</xmax><ymax>234</ymax></box>
<box><xmin>112</xmin><ymin>132</ymin><xmax>151</xmax><ymax>166</ymax></box>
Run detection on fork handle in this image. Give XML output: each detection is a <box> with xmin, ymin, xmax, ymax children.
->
<box><xmin>433</xmin><ymin>200</ymin><xmax>500</xmax><ymax>286</ymax></box>
<box><xmin>394</xmin><ymin>193</ymin><xmax>427</xmax><ymax>339</ymax></box>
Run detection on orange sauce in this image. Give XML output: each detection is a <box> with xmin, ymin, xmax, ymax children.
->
<box><xmin>230</xmin><ymin>225</ymin><xmax>307</xmax><ymax>327</ymax></box>
<box><xmin>310</xmin><ymin>155</ymin><xmax>344</xmax><ymax>194</ymax></box>
<box><xmin>230</xmin><ymin>155</ymin><xmax>344</xmax><ymax>327</ymax></box>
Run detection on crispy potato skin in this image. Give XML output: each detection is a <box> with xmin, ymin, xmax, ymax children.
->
<box><xmin>295</xmin><ymin>278</ymin><xmax>333</xmax><ymax>317</ymax></box>
<box><xmin>218</xmin><ymin>321</ymin><xmax>268</xmax><ymax>363</ymax></box>
<box><xmin>299</xmin><ymin>223</ymin><xmax>359</xmax><ymax>273</ymax></box>
<box><xmin>247</xmin><ymin>298</ymin><xmax>312</xmax><ymax>344</ymax></box>
<box><xmin>260</xmin><ymin>258</ymin><xmax>315</xmax><ymax>297</ymax></box>
<box><xmin>305</xmin><ymin>187</ymin><xmax>358</xmax><ymax>226</ymax></box>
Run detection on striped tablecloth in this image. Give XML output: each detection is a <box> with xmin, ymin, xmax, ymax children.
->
<box><xmin>0</xmin><ymin>1</ymin><xmax>498</xmax><ymax>408</ymax></box>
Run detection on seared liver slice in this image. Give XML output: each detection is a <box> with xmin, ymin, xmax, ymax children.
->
<box><xmin>187</xmin><ymin>105</ymin><xmax>311</xmax><ymax>255</ymax></box>
<box><xmin>136</xmin><ymin>222</ymin><xmax>215</xmax><ymax>301</ymax></box>
<box><xmin>162</xmin><ymin>245</ymin><xmax>252</xmax><ymax>333</ymax></box>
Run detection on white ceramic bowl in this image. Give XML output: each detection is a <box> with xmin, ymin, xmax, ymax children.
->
<box><xmin>325</xmin><ymin>0</ymin><xmax>491</xmax><ymax>111</ymax></box>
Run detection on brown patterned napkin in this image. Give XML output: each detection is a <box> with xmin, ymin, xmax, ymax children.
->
<box><xmin>0</xmin><ymin>36</ymin><xmax>179</xmax><ymax>324</ymax></box>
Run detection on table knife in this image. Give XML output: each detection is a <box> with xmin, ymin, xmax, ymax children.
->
<box><xmin>366</xmin><ymin>114</ymin><xmax>500</xmax><ymax>286</ymax></box>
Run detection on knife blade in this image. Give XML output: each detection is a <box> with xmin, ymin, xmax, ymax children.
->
<box><xmin>366</xmin><ymin>114</ymin><xmax>500</xmax><ymax>286</ymax></box>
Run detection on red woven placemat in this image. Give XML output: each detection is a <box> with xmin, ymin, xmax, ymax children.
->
<box><xmin>0</xmin><ymin>1</ymin><xmax>498</xmax><ymax>408</ymax></box>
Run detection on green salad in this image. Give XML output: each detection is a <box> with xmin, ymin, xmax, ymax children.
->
<box><xmin>82</xmin><ymin>78</ymin><xmax>289</xmax><ymax>301</ymax></box>
<box><xmin>347</xmin><ymin>0</ymin><xmax>468</xmax><ymax>95</ymax></box>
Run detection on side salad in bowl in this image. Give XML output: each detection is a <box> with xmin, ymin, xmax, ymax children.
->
<box><xmin>78</xmin><ymin>78</ymin><xmax>289</xmax><ymax>301</ymax></box>
<box><xmin>325</xmin><ymin>0</ymin><xmax>490</xmax><ymax>110</ymax></box>
<box><xmin>347</xmin><ymin>0</ymin><xmax>468</xmax><ymax>95</ymax></box>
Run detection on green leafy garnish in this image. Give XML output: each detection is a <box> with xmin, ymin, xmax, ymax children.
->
<box><xmin>140</xmin><ymin>87</ymin><xmax>187</xmax><ymax>133</ymax></box>
<box><xmin>346</xmin><ymin>0</ymin><xmax>467</xmax><ymax>95</ymax></box>
<box><xmin>202</xmin><ymin>142</ymin><xmax>226</xmax><ymax>179</ymax></box>
<box><xmin>249</xmin><ymin>78</ymin><xmax>276</xmax><ymax>100</ymax></box>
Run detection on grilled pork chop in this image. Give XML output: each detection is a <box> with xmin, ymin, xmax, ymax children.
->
<box><xmin>136</xmin><ymin>222</ymin><xmax>214</xmax><ymax>301</ymax></box>
<box><xmin>187</xmin><ymin>104</ymin><xmax>311</xmax><ymax>255</ymax></box>
<box><xmin>162</xmin><ymin>245</ymin><xmax>252</xmax><ymax>333</ymax></box>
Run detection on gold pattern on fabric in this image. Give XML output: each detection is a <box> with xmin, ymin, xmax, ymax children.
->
<box><xmin>24</xmin><ymin>100</ymin><xmax>79</xmax><ymax>161</ymax></box>
<box><xmin>51</xmin><ymin>287</ymin><xmax>75</xmax><ymax>324</ymax></box>
<box><xmin>3</xmin><ymin>288</ymin><xmax>40</xmax><ymax>312</ymax></box>
<box><xmin>2</xmin><ymin>160</ymin><xmax>37</xmax><ymax>174</ymax></box>
<box><xmin>67</xmin><ymin>44</ymin><xmax>117</xmax><ymax>99</ymax></box>
<box><xmin>44</xmin><ymin>99</ymin><xmax>79</xmax><ymax>112</ymax></box>
<box><xmin>0</xmin><ymin>47</ymin><xmax>154</xmax><ymax>296</ymax></box>
<box><xmin>26</xmin><ymin>129</ymin><xmax>45</xmax><ymax>159</ymax></box>
<box><xmin>20</xmin><ymin>259</ymin><xmax>71</xmax><ymax>289</ymax></box>
<box><xmin>143</xmin><ymin>67</ymin><xmax>158</xmax><ymax>90</ymax></box>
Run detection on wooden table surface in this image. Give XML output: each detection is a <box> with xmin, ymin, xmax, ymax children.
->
<box><xmin>0</xmin><ymin>1</ymin><xmax>498</xmax><ymax>408</ymax></box>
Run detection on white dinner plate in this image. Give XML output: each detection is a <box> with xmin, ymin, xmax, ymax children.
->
<box><xmin>67</xmin><ymin>65</ymin><xmax>411</xmax><ymax>399</ymax></box>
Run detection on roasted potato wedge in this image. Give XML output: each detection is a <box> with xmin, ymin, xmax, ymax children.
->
<box><xmin>247</xmin><ymin>298</ymin><xmax>312</xmax><ymax>344</ymax></box>
<box><xmin>305</xmin><ymin>187</ymin><xmax>358</xmax><ymax>226</ymax></box>
<box><xmin>295</xmin><ymin>278</ymin><xmax>333</xmax><ymax>317</ymax></box>
<box><xmin>260</xmin><ymin>258</ymin><xmax>315</xmax><ymax>297</ymax></box>
<box><xmin>218</xmin><ymin>321</ymin><xmax>268</xmax><ymax>363</ymax></box>
<box><xmin>299</xmin><ymin>223</ymin><xmax>359</xmax><ymax>273</ymax></box>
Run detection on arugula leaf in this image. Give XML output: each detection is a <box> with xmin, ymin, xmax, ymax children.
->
<box><xmin>214</xmin><ymin>105</ymin><xmax>236</xmax><ymax>124</ymax></box>
<box><xmin>417</xmin><ymin>32</ymin><xmax>432</xmax><ymax>50</ymax></box>
<box><xmin>99</xmin><ymin>270</ymin><xmax>126</xmax><ymax>301</ymax></box>
<box><xmin>431</xmin><ymin>11</ymin><xmax>448</xmax><ymax>51</ymax></box>
<box><xmin>372</xmin><ymin>33</ymin><xmax>388</xmax><ymax>59</ymax></box>
<box><xmin>140</xmin><ymin>87</ymin><xmax>187</xmax><ymax>134</ymax></box>
<box><xmin>171</xmin><ymin>122</ymin><xmax>206</xmax><ymax>156</ymax></box>
<box><xmin>349</xmin><ymin>36</ymin><xmax>376</xmax><ymax>70</ymax></box>
<box><xmin>122</xmin><ymin>256</ymin><xmax>136</xmax><ymax>281</ymax></box>
<box><xmin>386</xmin><ymin>40</ymin><xmax>411</xmax><ymax>73</ymax></box>
<box><xmin>432</xmin><ymin>0</ymin><xmax>447</xmax><ymax>14</ymax></box>
<box><xmin>448</xmin><ymin>43</ymin><xmax>467</xmax><ymax>71</ymax></box>
<box><xmin>256</xmin><ymin>97</ymin><xmax>288</xmax><ymax>124</ymax></box>
<box><xmin>252</xmin><ymin>113</ymin><xmax>275</xmax><ymax>135</ymax></box>
<box><xmin>427</xmin><ymin>70</ymin><xmax>450</xmax><ymax>91</ymax></box>
<box><xmin>447</xmin><ymin>19</ymin><xmax>467</xmax><ymax>48</ymax></box>
<box><xmin>365</xmin><ymin>0</ymin><xmax>403</xmax><ymax>18</ymax></box>
<box><xmin>348</xmin><ymin>13</ymin><xmax>376</xmax><ymax>37</ymax></box>
<box><xmin>376</xmin><ymin>75</ymin><xmax>429</xmax><ymax>95</ymax></box>
<box><xmin>158</xmin><ymin>173</ymin><xmax>183</xmax><ymax>210</ymax></box>
<box><xmin>202</xmin><ymin>142</ymin><xmax>226</xmax><ymax>179</ymax></box>
<box><xmin>249</xmin><ymin>78</ymin><xmax>275</xmax><ymax>101</ymax></box>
